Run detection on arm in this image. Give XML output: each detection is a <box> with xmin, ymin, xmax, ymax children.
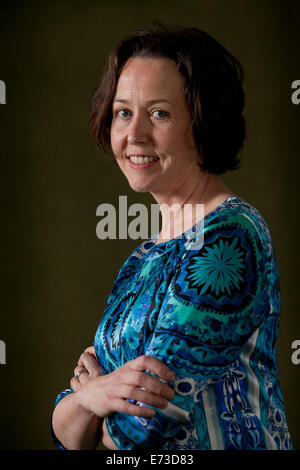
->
<box><xmin>54</xmin><ymin>347</ymin><xmax>116</xmax><ymax>450</ymax></box>
<box><xmin>51</xmin><ymin>350</ymin><xmax>175</xmax><ymax>450</ymax></box>
<box><xmin>52</xmin><ymin>390</ymin><xmax>102</xmax><ymax>450</ymax></box>
<box><xmin>51</xmin><ymin>347</ymin><xmax>103</xmax><ymax>450</ymax></box>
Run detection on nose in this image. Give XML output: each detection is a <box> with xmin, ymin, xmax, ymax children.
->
<box><xmin>127</xmin><ymin>114</ymin><xmax>150</xmax><ymax>145</ymax></box>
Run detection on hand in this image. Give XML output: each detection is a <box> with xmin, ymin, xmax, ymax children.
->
<box><xmin>74</xmin><ymin>354</ymin><xmax>175</xmax><ymax>419</ymax></box>
<box><xmin>71</xmin><ymin>345</ymin><xmax>103</xmax><ymax>392</ymax></box>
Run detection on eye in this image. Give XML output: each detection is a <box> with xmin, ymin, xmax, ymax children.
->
<box><xmin>115</xmin><ymin>109</ymin><xmax>132</xmax><ymax>118</ymax></box>
<box><xmin>152</xmin><ymin>109</ymin><xmax>169</xmax><ymax>119</ymax></box>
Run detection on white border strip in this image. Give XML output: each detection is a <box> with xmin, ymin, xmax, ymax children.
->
<box><xmin>202</xmin><ymin>388</ymin><xmax>224</xmax><ymax>449</ymax></box>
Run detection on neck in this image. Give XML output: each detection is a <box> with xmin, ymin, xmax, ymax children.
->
<box><xmin>151</xmin><ymin>170</ymin><xmax>210</xmax><ymax>243</ymax></box>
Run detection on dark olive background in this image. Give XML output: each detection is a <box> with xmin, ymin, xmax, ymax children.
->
<box><xmin>0</xmin><ymin>0</ymin><xmax>299</xmax><ymax>450</ymax></box>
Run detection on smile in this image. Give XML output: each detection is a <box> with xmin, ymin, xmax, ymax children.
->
<box><xmin>128</xmin><ymin>155</ymin><xmax>159</xmax><ymax>164</ymax></box>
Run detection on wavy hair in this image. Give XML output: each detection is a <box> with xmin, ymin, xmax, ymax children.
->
<box><xmin>90</xmin><ymin>24</ymin><xmax>245</xmax><ymax>175</ymax></box>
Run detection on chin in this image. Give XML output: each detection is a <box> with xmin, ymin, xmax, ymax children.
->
<box><xmin>129</xmin><ymin>183</ymin><xmax>151</xmax><ymax>193</ymax></box>
<box><xmin>127</xmin><ymin>178</ymin><xmax>155</xmax><ymax>193</ymax></box>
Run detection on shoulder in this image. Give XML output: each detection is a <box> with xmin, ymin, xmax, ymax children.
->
<box><xmin>209</xmin><ymin>196</ymin><xmax>270</xmax><ymax>235</ymax></box>
<box><xmin>184</xmin><ymin>196</ymin><xmax>274</xmax><ymax>259</ymax></box>
<box><xmin>175</xmin><ymin>197</ymin><xmax>277</xmax><ymax>309</ymax></box>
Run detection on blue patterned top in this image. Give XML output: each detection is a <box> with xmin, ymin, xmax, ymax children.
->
<box><xmin>52</xmin><ymin>195</ymin><xmax>293</xmax><ymax>450</ymax></box>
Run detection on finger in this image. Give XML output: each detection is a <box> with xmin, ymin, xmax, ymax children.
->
<box><xmin>73</xmin><ymin>365</ymin><xmax>87</xmax><ymax>375</ymax></box>
<box><xmin>83</xmin><ymin>345</ymin><xmax>97</xmax><ymax>358</ymax></box>
<box><xmin>119</xmin><ymin>385</ymin><xmax>169</xmax><ymax>409</ymax></box>
<box><xmin>73</xmin><ymin>367</ymin><xmax>89</xmax><ymax>385</ymax></box>
<box><xmin>70</xmin><ymin>376</ymin><xmax>81</xmax><ymax>392</ymax></box>
<box><xmin>78</xmin><ymin>352</ymin><xmax>102</xmax><ymax>377</ymax></box>
<box><xmin>124</xmin><ymin>371</ymin><xmax>174</xmax><ymax>400</ymax></box>
<box><xmin>113</xmin><ymin>398</ymin><xmax>156</xmax><ymax>418</ymax></box>
<box><xmin>129</xmin><ymin>355</ymin><xmax>175</xmax><ymax>383</ymax></box>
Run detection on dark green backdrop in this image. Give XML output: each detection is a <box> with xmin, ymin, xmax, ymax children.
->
<box><xmin>0</xmin><ymin>0</ymin><xmax>299</xmax><ymax>450</ymax></box>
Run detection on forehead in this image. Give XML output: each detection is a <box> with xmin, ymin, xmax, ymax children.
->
<box><xmin>115</xmin><ymin>56</ymin><xmax>185</xmax><ymax>101</ymax></box>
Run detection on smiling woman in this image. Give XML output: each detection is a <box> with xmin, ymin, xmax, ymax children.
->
<box><xmin>51</xmin><ymin>24</ymin><xmax>293</xmax><ymax>450</ymax></box>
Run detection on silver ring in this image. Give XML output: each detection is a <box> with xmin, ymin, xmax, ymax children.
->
<box><xmin>74</xmin><ymin>368</ymin><xmax>87</xmax><ymax>379</ymax></box>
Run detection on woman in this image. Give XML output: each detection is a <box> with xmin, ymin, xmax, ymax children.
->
<box><xmin>51</xmin><ymin>25</ymin><xmax>293</xmax><ymax>450</ymax></box>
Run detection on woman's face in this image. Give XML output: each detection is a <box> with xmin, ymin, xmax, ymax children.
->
<box><xmin>110</xmin><ymin>56</ymin><xmax>202</xmax><ymax>198</ymax></box>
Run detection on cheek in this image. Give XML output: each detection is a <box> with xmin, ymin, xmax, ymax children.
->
<box><xmin>154</xmin><ymin>126</ymin><xmax>180</xmax><ymax>152</ymax></box>
<box><xmin>159</xmin><ymin>126</ymin><xmax>191</xmax><ymax>154</ymax></box>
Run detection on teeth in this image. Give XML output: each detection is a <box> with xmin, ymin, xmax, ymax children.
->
<box><xmin>129</xmin><ymin>156</ymin><xmax>159</xmax><ymax>164</ymax></box>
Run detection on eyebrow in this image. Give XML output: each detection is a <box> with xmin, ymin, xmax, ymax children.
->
<box><xmin>113</xmin><ymin>98</ymin><xmax>172</xmax><ymax>106</ymax></box>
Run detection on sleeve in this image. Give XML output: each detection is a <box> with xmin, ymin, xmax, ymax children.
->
<box><xmin>146</xmin><ymin>212</ymin><xmax>274</xmax><ymax>377</ymax></box>
<box><xmin>105</xmin><ymin>212</ymin><xmax>276</xmax><ymax>449</ymax></box>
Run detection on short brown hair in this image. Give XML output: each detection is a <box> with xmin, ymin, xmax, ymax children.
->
<box><xmin>90</xmin><ymin>24</ymin><xmax>245</xmax><ymax>175</ymax></box>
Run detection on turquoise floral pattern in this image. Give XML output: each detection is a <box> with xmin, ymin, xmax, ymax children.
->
<box><xmin>186</xmin><ymin>237</ymin><xmax>246</xmax><ymax>297</ymax></box>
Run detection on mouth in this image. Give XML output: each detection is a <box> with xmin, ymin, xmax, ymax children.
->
<box><xmin>127</xmin><ymin>155</ymin><xmax>160</xmax><ymax>164</ymax></box>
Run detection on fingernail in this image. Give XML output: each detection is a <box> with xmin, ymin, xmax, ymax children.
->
<box><xmin>160</xmin><ymin>399</ymin><xmax>169</xmax><ymax>408</ymax></box>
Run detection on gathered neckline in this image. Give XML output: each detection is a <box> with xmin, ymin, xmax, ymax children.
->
<box><xmin>149</xmin><ymin>195</ymin><xmax>241</xmax><ymax>249</ymax></box>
